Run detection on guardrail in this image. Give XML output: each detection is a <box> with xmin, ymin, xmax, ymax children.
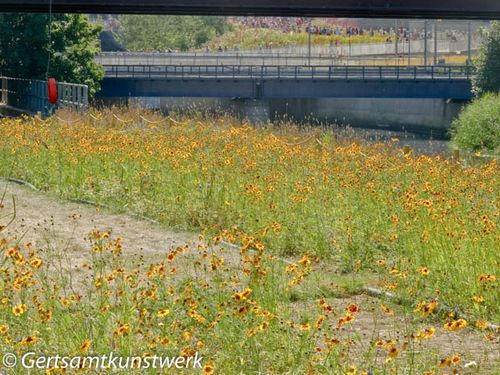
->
<box><xmin>0</xmin><ymin>77</ymin><xmax>88</xmax><ymax>115</ymax></box>
<box><xmin>103</xmin><ymin>64</ymin><xmax>474</xmax><ymax>81</ymax></box>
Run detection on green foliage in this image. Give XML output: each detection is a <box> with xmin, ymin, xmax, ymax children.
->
<box><xmin>117</xmin><ymin>15</ymin><xmax>228</xmax><ymax>51</ymax></box>
<box><xmin>473</xmin><ymin>21</ymin><xmax>500</xmax><ymax>96</ymax></box>
<box><xmin>207</xmin><ymin>25</ymin><xmax>387</xmax><ymax>50</ymax></box>
<box><xmin>451</xmin><ymin>93</ymin><xmax>500</xmax><ymax>154</ymax></box>
<box><xmin>0</xmin><ymin>13</ymin><xmax>104</xmax><ymax>97</ymax></box>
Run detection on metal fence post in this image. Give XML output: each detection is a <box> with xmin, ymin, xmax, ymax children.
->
<box><xmin>1</xmin><ymin>77</ymin><xmax>7</xmax><ymax>104</ymax></box>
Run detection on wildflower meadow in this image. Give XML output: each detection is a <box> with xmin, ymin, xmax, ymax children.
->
<box><xmin>0</xmin><ymin>109</ymin><xmax>498</xmax><ymax>374</ymax></box>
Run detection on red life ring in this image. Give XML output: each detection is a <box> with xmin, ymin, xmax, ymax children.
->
<box><xmin>48</xmin><ymin>77</ymin><xmax>58</xmax><ymax>104</ymax></box>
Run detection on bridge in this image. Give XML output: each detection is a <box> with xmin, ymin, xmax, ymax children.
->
<box><xmin>1</xmin><ymin>0</ymin><xmax>499</xmax><ymax>19</ymax></box>
<box><xmin>98</xmin><ymin>64</ymin><xmax>474</xmax><ymax>100</ymax></box>
<box><xmin>96</xmin><ymin>36</ymin><xmax>482</xmax><ymax>66</ymax></box>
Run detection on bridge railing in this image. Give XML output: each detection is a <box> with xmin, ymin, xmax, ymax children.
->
<box><xmin>0</xmin><ymin>77</ymin><xmax>89</xmax><ymax>115</ymax></box>
<box><xmin>97</xmin><ymin>38</ymin><xmax>481</xmax><ymax>66</ymax></box>
<box><xmin>103</xmin><ymin>64</ymin><xmax>474</xmax><ymax>80</ymax></box>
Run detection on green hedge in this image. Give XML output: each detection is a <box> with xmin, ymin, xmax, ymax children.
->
<box><xmin>451</xmin><ymin>93</ymin><xmax>500</xmax><ymax>154</ymax></box>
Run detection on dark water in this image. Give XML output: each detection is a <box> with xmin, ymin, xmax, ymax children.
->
<box><xmin>350</xmin><ymin>127</ymin><xmax>450</xmax><ymax>155</ymax></box>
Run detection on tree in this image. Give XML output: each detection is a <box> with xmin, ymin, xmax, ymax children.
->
<box><xmin>0</xmin><ymin>14</ymin><xmax>104</xmax><ymax>97</ymax></box>
<box><xmin>117</xmin><ymin>15</ymin><xmax>228</xmax><ymax>51</ymax></box>
<box><xmin>473</xmin><ymin>21</ymin><xmax>500</xmax><ymax>96</ymax></box>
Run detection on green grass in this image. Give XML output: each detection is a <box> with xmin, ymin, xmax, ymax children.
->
<box><xmin>0</xmin><ymin>110</ymin><xmax>498</xmax><ymax>325</ymax></box>
<box><xmin>0</xmin><ymin>110</ymin><xmax>498</xmax><ymax>374</ymax></box>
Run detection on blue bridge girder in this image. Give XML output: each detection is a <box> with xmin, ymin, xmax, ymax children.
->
<box><xmin>98</xmin><ymin>65</ymin><xmax>474</xmax><ymax>100</ymax></box>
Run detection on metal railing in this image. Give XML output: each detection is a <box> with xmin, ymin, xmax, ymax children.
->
<box><xmin>96</xmin><ymin>38</ymin><xmax>482</xmax><ymax>66</ymax></box>
<box><xmin>103</xmin><ymin>64</ymin><xmax>474</xmax><ymax>81</ymax></box>
<box><xmin>0</xmin><ymin>77</ymin><xmax>88</xmax><ymax>115</ymax></box>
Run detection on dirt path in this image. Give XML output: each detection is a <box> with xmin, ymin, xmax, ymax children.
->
<box><xmin>1</xmin><ymin>181</ymin><xmax>196</xmax><ymax>265</ymax></box>
<box><xmin>1</xmin><ymin>181</ymin><xmax>498</xmax><ymax>373</ymax></box>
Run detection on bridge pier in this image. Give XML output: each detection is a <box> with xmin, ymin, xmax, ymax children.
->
<box><xmin>235</xmin><ymin>99</ymin><xmax>270</xmax><ymax>124</ymax></box>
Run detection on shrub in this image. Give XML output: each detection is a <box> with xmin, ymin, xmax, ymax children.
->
<box><xmin>451</xmin><ymin>93</ymin><xmax>500</xmax><ymax>154</ymax></box>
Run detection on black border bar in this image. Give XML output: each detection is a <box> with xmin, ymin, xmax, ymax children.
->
<box><xmin>0</xmin><ymin>0</ymin><xmax>498</xmax><ymax>19</ymax></box>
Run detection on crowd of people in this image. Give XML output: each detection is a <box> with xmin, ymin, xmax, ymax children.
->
<box><xmin>232</xmin><ymin>17</ymin><xmax>307</xmax><ymax>33</ymax></box>
<box><xmin>99</xmin><ymin>14</ymin><xmax>476</xmax><ymax>53</ymax></box>
<box><xmin>231</xmin><ymin>17</ymin><xmax>470</xmax><ymax>44</ymax></box>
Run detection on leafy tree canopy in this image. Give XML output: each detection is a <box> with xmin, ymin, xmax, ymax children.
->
<box><xmin>473</xmin><ymin>21</ymin><xmax>500</xmax><ymax>96</ymax></box>
<box><xmin>0</xmin><ymin>13</ymin><xmax>104</xmax><ymax>97</ymax></box>
<box><xmin>117</xmin><ymin>15</ymin><xmax>228</xmax><ymax>51</ymax></box>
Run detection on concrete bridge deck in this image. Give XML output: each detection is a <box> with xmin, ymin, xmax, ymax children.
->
<box><xmin>99</xmin><ymin>64</ymin><xmax>474</xmax><ymax>100</ymax></box>
<box><xmin>1</xmin><ymin>0</ymin><xmax>499</xmax><ymax>19</ymax></box>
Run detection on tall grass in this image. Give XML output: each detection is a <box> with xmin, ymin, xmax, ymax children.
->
<box><xmin>0</xmin><ymin>109</ymin><xmax>498</xmax><ymax>325</ymax></box>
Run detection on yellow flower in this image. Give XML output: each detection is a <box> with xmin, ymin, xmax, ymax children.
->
<box><xmin>157</xmin><ymin>308</ymin><xmax>170</xmax><ymax>318</ymax></box>
<box><xmin>12</xmin><ymin>303</ymin><xmax>27</xmax><ymax>317</ymax></box>
<box><xmin>439</xmin><ymin>358</ymin><xmax>451</xmax><ymax>368</ymax></box>
<box><xmin>297</xmin><ymin>255</ymin><xmax>311</xmax><ymax>266</ymax></box>
<box><xmin>113</xmin><ymin>323</ymin><xmax>130</xmax><ymax>336</ymax></box>
<box><xmin>475</xmin><ymin>320</ymin><xmax>489</xmax><ymax>329</ymax></box>
<box><xmin>80</xmin><ymin>340</ymin><xmax>91</xmax><ymax>353</ymax></box>
<box><xmin>478</xmin><ymin>274</ymin><xmax>496</xmax><ymax>283</ymax></box>
<box><xmin>380</xmin><ymin>304</ymin><xmax>394</xmax><ymax>316</ymax></box>
<box><xmin>422</xmin><ymin>327</ymin><xmax>436</xmax><ymax>339</ymax></box>
<box><xmin>472</xmin><ymin>295</ymin><xmax>484</xmax><ymax>303</ymax></box>
<box><xmin>422</xmin><ymin>300</ymin><xmax>438</xmax><ymax>318</ymax></box>
<box><xmin>346</xmin><ymin>303</ymin><xmax>360</xmax><ymax>314</ymax></box>
<box><xmin>444</xmin><ymin>319</ymin><xmax>467</xmax><ymax>331</ymax></box>
<box><xmin>21</xmin><ymin>336</ymin><xmax>38</xmax><ymax>346</ymax></box>
<box><xmin>324</xmin><ymin>338</ymin><xmax>340</xmax><ymax>346</ymax></box>
<box><xmin>387</xmin><ymin>347</ymin><xmax>399</xmax><ymax>358</ymax></box>
<box><xmin>414</xmin><ymin>300</ymin><xmax>426</xmax><ymax>313</ymax></box>
<box><xmin>375</xmin><ymin>259</ymin><xmax>386</xmax><ymax>266</ymax></box>
<box><xmin>202</xmin><ymin>363</ymin><xmax>215</xmax><ymax>375</ymax></box>
<box><xmin>418</xmin><ymin>267</ymin><xmax>430</xmax><ymax>276</ymax></box>
<box><xmin>451</xmin><ymin>354</ymin><xmax>461</xmax><ymax>366</ymax></box>
<box><xmin>299</xmin><ymin>323</ymin><xmax>311</xmax><ymax>331</ymax></box>
<box><xmin>30</xmin><ymin>258</ymin><xmax>43</xmax><ymax>269</ymax></box>
<box><xmin>337</xmin><ymin>313</ymin><xmax>355</xmax><ymax>328</ymax></box>
<box><xmin>374</xmin><ymin>339</ymin><xmax>385</xmax><ymax>348</ymax></box>
<box><xmin>6</xmin><ymin>246</ymin><xmax>19</xmax><ymax>258</ymax></box>
<box><xmin>232</xmin><ymin>288</ymin><xmax>252</xmax><ymax>302</ymax></box>
<box><xmin>254</xmin><ymin>242</ymin><xmax>265</xmax><ymax>251</ymax></box>
<box><xmin>0</xmin><ymin>325</ymin><xmax>9</xmax><ymax>334</ymax></box>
